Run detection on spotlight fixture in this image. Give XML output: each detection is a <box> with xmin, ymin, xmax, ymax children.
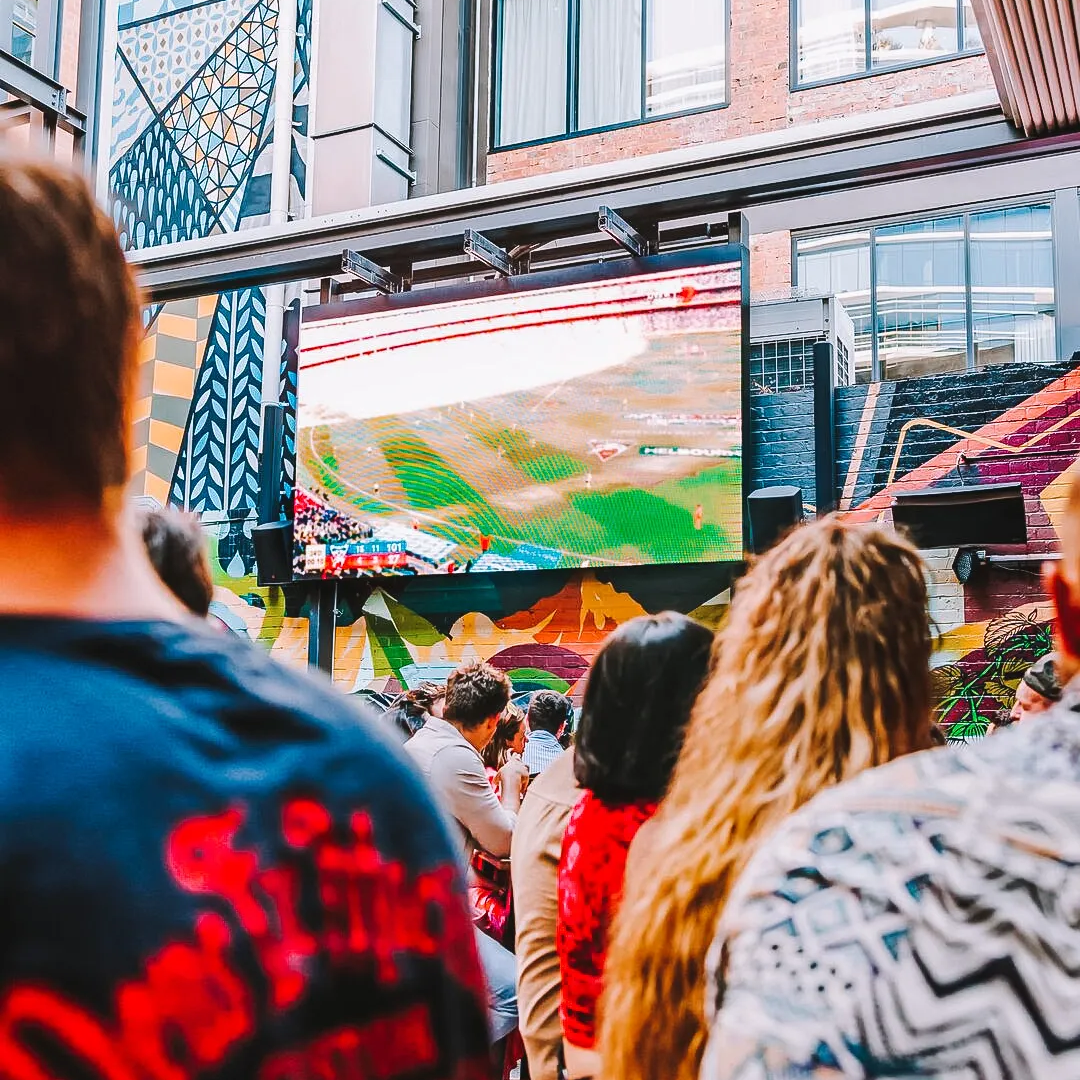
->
<box><xmin>952</xmin><ymin>547</ymin><xmax>987</xmax><ymax>584</ymax></box>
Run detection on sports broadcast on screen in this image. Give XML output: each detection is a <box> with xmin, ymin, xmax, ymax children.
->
<box><xmin>293</xmin><ymin>250</ymin><xmax>746</xmax><ymax>578</ymax></box>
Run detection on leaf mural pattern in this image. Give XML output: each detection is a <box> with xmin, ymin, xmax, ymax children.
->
<box><xmin>934</xmin><ymin>613</ymin><xmax>1054</xmax><ymax>741</ymax></box>
<box><xmin>169</xmin><ymin>288</ymin><xmax>266</xmax><ymax>513</ymax></box>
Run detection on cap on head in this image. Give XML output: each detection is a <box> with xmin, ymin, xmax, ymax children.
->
<box><xmin>1023</xmin><ymin>652</ymin><xmax>1062</xmax><ymax>703</ymax></box>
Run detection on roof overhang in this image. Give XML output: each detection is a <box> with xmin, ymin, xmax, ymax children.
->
<box><xmin>129</xmin><ymin>92</ymin><xmax>1080</xmax><ymax>303</ymax></box>
<box><xmin>972</xmin><ymin>0</ymin><xmax>1080</xmax><ymax>135</ymax></box>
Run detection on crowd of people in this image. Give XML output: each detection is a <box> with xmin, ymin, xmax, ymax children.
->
<box><xmin>6</xmin><ymin>153</ymin><xmax>1080</xmax><ymax>1080</ymax></box>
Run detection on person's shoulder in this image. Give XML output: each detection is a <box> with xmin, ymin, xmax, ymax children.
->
<box><xmin>523</xmin><ymin>749</ymin><xmax>579</xmax><ymax>807</ymax></box>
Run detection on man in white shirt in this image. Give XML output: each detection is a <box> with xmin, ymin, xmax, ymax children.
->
<box><xmin>406</xmin><ymin>661</ymin><xmax>528</xmax><ymax>1048</ymax></box>
<box><xmin>522</xmin><ymin>690</ymin><xmax>574</xmax><ymax>777</ymax></box>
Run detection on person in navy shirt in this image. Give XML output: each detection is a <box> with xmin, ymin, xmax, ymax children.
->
<box><xmin>0</xmin><ymin>154</ymin><xmax>489</xmax><ymax>1079</ymax></box>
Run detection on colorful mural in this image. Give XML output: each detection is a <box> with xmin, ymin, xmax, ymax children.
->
<box><xmin>202</xmin><ymin>360</ymin><xmax>1078</xmax><ymax>739</ymax></box>
<box><xmin>110</xmin><ymin>0</ymin><xmax>311</xmax><ymax>509</ymax></box>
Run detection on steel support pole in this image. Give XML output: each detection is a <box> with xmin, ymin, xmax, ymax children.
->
<box><xmin>307</xmin><ymin>583</ymin><xmax>338</xmax><ymax>675</ymax></box>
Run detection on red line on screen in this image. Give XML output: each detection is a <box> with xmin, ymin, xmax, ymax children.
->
<box><xmin>299</xmin><ymin>287</ymin><xmax>741</xmax><ymax>372</ymax></box>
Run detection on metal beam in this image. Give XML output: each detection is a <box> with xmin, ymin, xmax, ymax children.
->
<box><xmin>0</xmin><ymin>50</ymin><xmax>86</xmax><ymax>135</ymax></box>
<box><xmin>130</xmin><ymin>96</ymin><xmax>1080</xmax><ymax>302</ymax></box>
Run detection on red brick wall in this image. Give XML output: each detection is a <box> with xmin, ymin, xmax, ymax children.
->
<box><xmin>487</xmin><ymin>2</ymin><xmax>996</xmax><ymax>185</ymax></box>
<box><xmin>750</xmin><ymin>232</ymin><xmax>793</xmax><ymax>297</ymax></box>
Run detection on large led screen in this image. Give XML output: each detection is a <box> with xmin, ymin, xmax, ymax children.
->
<box><xmin>293</xmin><ymin>248</ymin><xmax>746</xmax><ymax>578</ymax></box>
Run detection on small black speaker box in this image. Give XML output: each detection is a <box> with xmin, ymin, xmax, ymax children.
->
<box><xmin>253</xmin><ymin>521</ymin><xmax>294</xmax><ymax>585</ymax></box>
<box><xmin>747</xmin><ymin>486</ymin><xmax>804</xmax><ymax>555</ymax></box>
<box><xmin>891</xmin><ymin>482</ymin><xmax>1027</xmax><ymax>548</ymax></box>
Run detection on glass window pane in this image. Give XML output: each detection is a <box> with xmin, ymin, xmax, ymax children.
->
<box><xmin>497</xmin><ymin>0</ymin><xmax>569</xmax><ymax>146</ymax></box>
<box><xmin>962</xmin><ymin>0</ymin><xmax>981</xmax><ymax>49</ymax></box>
<box><xmin>11</xmin><ymin>25</ymin><xmax>33</xmax><ymax>63</ymax></box>
<box><xmin>796</xmin><ymin>233</ymin><xmax>873</xmax><ymax>381</ymax></box>
<box><xmin>871</xmin><ymin>0</ymin><xmax>957</xmax><ymax>68</ymax></box>
<box><xmin>971</xmin><ymin>204</ymin><xmax>1055</xmax><ymax>367</ymax></box>
<box><xmin>875</xmin><ymin>217</ymin><xmax>966</xmax><ymax>378</ymax></box>
<box><xmin>646</xmin><ymin>0</ymin><xmax>727</xmax><ymax>115</ymax></box>
<box><xmin>578</xmin><ymin>0</ymin><xmax>642</xmax><ymax>130</ymax></box>
<box><xmin>12</xmin><ymin>0</ymin><xmax>36</xmax><ymax>65</ymax></box>
<box><xmin>797</xmin><ymin>0</ymin><xmax>866</xmax><ymax>83</ymax></box>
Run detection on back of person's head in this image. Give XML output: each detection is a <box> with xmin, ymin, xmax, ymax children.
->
<box><xmin>574</xmin><ymin>612</ymin><xmax>713</xmax><ymax>803</ymax></box>
<box><xmin>139</xmin><ymin>508</ymin><xmax>213</xmax><ymax>616</ymax></box>
<box><xmin>526</xmin><ymin>689</ymin><xmax>574</xmax><ymax>737</ymax></box>
<box><xmin>599</xmin><ymin>516</ymin><xmax>933</xmax><ymax>1080</ymax></box>
<box><xmin>1045</xmin><ymin>466</ymin><xmax>1080</xmax><ymax>689</ymax></box>
<box><xmin>384</xmin><ymin>682</ymin><xmax>446</xmax><ymax>743</ymax></box>
<box><xmin>482</xmin><ymin>702</ymin><xmax>526</xmax><ymax>771</ymax></box>
<box><xmin>0</xmin><ymin>155</ymin><xmax>140</xmax><ymax>511</ymax></box>
<box><xmin>443</xmin><ymin>661</ymin><xmax>512</xmax><ymax>731</ymax></box>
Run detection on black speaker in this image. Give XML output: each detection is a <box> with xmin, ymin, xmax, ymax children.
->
<box><xmin>891</xmin><ymin>482</ymin><xmax>1027</xmax><ymax>548</ymax></box>
<box><xmin>747</xmin><ymin>486</ymin><xmax>804</xmax><ymax>555</ymax></box>
<box><xmin>253</xmin><ymin>521</ymin><xmax>294</xmax><ymax>585</ymax></box>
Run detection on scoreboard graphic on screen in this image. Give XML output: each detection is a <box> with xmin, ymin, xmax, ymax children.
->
<box><xmin>292</xmin><ymin>247</ymin><xmax>749</xmax><ymax>578</ymax></box>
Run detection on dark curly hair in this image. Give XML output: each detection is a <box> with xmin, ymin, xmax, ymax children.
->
<box><xmin>140</xmin><ymin>508</ymin><xmax>214</xmax><ymax>617</ymax></box>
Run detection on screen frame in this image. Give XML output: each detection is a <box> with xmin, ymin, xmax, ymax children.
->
<box><xmin>292</xmin><ymin>243</ymin><xmax>751</xmax><ymax>581</ymax></box>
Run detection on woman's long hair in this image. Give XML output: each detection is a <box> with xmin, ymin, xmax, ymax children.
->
<box><xmin>481</xmin><ymin>702</ymin><xmax>526</xmax><ymax>772</ymax></box>
<box><xmin>597</xmin><ymin>516</ymin><xmax>933</xmax><ymax>1080</ymax></box>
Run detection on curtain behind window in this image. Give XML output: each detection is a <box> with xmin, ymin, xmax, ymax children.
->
<box><xmin>498</xmin><ymin>0</ymin><xmax>569</xmax><ymax>146</ymax></box>
<box><xmin>577</xmin><ymin>0</ymin><xmax>642</xmax><ymax>131</ymax></box>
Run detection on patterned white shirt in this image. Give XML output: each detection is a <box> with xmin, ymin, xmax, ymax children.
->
<box><xmin>702</xmin><ymin>696</ymin><xmax>1080</xmax><ymax>1079</ymax></box>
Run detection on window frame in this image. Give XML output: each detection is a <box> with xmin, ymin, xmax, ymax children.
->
<box><xmin>788</xmin><ymin>0</ymin><xmax>984</xmax><ymax>92</ymax></box>
<box><xmin>791</xmin><ymin>195</ymin><xmax>1057</xmax><ymax>382</ymax></box>
<box><xmin>490</xmin><ymin>0</ymin><xmax>731</xmax><ymax>153</ymax></box>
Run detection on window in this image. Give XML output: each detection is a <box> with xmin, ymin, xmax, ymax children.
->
<box><xmin>749</xmin><ymin>337</ymin><xmax>819</xmax><ymax>393</ymax></box>
<box><xmin>795</xmin><ymin>203</ymin><xmax>1055</xmax><ymax>382</ymax></box>
<box><xmin>795</xmin><ymin>0</ymin><xmax>981</xmax><ymax>86</ymax></box>
<box><xmin>11</xmin><ymin>0</ymin><xmax>37</xmax><ymax>64</ymax></box>
<box><xmin>494</xmin><ymin>0</ymin><xmax>727</xmax><ymax>149</ymax></box>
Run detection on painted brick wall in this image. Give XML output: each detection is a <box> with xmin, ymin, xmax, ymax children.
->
<box><xmin>487</xmin><ymin>4</ymin><xmax>995</xmax><ymax>185</ymax></box>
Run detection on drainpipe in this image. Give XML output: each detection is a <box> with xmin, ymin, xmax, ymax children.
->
<box><xmin>261</xmin><ymin>0</ymin><xmax>298</xmax><ymax>406</ymax></box>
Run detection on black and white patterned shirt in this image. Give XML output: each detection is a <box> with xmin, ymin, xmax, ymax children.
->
<box><xmin>702</xmin><ymin>697</ymin><xmax>1080</xmax><ymax>1079</ymax></box>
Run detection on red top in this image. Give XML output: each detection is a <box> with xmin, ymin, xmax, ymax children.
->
<box><xmin>557</xmin><ymin>790</ymin><xmax>658</xmax><ymax>1049</ymax></box>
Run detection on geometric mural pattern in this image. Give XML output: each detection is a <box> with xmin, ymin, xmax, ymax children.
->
<box><xmin>168</xmin><ymin>0</ymin><xmax>277</xmax><ymax>216</ymax></box>
<box><xmin>109</xmin><ymin>0</ymin><xmax>312</xmax><ymax>514</ymax></box>
<box><xmin>132</xmin><ymin>295</ymin><xmax>218</xmax><ymax>504</ymax></box>
<box><xmin>118</xmin><ymin>0</ymin><xmax>250</xmax><ymax>117</ymax></box>
<box><xmin>170</xmin><ymin>287</ymin><xmax>266</xmax><ymax>514</ymax></box>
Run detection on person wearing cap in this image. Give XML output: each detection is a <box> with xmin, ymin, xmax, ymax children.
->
<box><xmin>1009</xmin><ymin>651</ymin><xmax>1062</xmax><ymax>723</ymax></box>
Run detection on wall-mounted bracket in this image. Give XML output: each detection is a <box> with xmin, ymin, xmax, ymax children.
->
<box><xmin>464</xmin><ymin>229</ymin><xmax>527</xmax><ymax>276</ymax></box>
<box><xmin>598</xmin><ymin>206</ymin><xmax>655</xmax><ymax>257</ymax></box>
<box><xmin>341</xmin><ymin>249</ymin><xmax>405</xmax><ymax>293</ymax></box>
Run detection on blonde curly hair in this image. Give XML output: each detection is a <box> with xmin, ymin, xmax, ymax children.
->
<box><xmin>597</xmin><ymin>515</ymin><xmax>933</xmax><ymax>1080</ymax></box>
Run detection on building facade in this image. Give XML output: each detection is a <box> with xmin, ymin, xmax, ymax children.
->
<box><xmin>87</xmin><ymin>0</ymin><xmax>1080</xmax><ymax>734</ymax></box>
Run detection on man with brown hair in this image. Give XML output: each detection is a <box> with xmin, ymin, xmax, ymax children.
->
<box><xmin>405</xmin><ymin>660</ymin><xmax>526</xmax><ymax>1048</ymax></box>
<box><xmin>0</xmin><ymin>154</ymin><xmax>489</xmax><ymax>1077</ymax></box>
<box><xmin>700</xmin><ymin>471</ymin><xmax>1080</xmax><ymax>1078</ymax></box>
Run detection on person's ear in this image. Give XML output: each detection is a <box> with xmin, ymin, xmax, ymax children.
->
<box><xmin>1046</xmin><ymin>561</ymin><xmax>1080</xmax><ymax>675</ymax></box>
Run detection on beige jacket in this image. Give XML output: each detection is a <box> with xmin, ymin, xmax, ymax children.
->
<box><xmin>511</xmin><ymin>750</ymin><xmax>581</xmax><ymax>1080</ymax></box>
<box><xmin>405</xmin><ymin>715</ymin><xmax>516</xmax><ymax>862</ymax></box>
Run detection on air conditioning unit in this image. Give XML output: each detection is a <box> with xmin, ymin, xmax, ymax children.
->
<box><xmin>749</xmin><ymin>296</ymin><xmax>857</xmax><ymax>393</ymax></box>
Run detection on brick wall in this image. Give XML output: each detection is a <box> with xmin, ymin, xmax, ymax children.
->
<box><xmin>750</xmin><ymin>232</ymin><xmax>793</xmax><ymax>297</ymax></box>
<box><xmin>487</xmin><ymin>10</ymin><xmax>995</xmax><ymax>184</ymax></box>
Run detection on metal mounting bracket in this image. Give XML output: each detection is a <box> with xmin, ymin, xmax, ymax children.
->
<box><xmin>598</xmin><ymin>206</ymin><xmax>655</xmax><ymax>257</ymax></box>
<box><xmin>464</xmin><ymin>229</ymin><xmax>527</xmax><ymax>276</ymax></box>
<box><xmin>341</xmin><ymin>249</ymin><xmax>405</xmax><ymax>293</ymax></box>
